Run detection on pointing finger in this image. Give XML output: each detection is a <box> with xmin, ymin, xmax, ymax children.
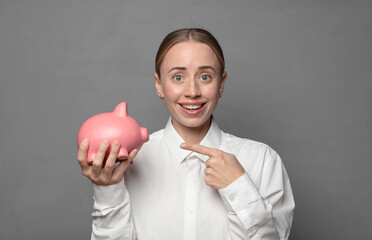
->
<box><xmin>180</xmin><ymin>142</ymin><xmax>219</xmax><ymax>157</ymax></box>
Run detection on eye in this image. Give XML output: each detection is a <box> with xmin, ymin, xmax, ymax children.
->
<box><xmin>200</xmin><ymin>74</ymin><xmax>211</xmax><ymax>81</ymax></box>
<box><xmin>173</xmin><ymin>75</ymin><xmax>183</xmax><ymax>81</ymax></box>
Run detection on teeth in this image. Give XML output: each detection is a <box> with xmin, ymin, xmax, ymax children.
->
<box><xmin>182</xmin><ymin>104</ymin><xmax>202</xmax><ymax>110</ymax></box>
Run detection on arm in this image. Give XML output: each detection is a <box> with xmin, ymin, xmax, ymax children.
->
<box><xmin>180</xmin><ymin>143</ymin><xmax>295</xmax><ymax>239</ymax></box>
<box><xmin>92</xmin><ymin>179</ymin><xmax>136</xmax><ymax>240</ymax></box>
<box><xmin>218</xmin><ymin>148</ymin><xmax>294</xmax><ymax>239</ymax></box>
<box><xmin>77</xmin><ymin>139</ymin><xmax>137</xmax><ymax>240</ymax></box>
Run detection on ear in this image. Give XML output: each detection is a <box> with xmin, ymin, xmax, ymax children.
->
<box><xmin>219</xmin><ymin>71</ymin><xmax>227</xmax><ymax>97</ymax></box>
<box><xmin>154</xmin><ymin>72</ymin><xmax>164</xmax><ymax>99</ymax></box>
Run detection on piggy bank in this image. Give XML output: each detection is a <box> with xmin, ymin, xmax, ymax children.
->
<box><xmin>77</xmin><ymin>102</ymin><xmax>149</xmax><ymax>164</ymax></box>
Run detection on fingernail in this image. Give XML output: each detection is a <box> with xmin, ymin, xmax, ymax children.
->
<box><xmin>103</xmin><ymin>140</ymin><xmax>109</xmax><ymax>146</ymax></box>
<box><xmin>180</xmin><ymin>143</ymin><xmax>186</xmax><ymax>148</ymax></box>
<box><xmin>113</xmin><ymin>141</ymin><xmax>120</xmax><ymax>147</ymax></box>
<box><xmin>82</xmin><ymin>138</ymin><xmax>89</xmax><ymax>144</ymax></box>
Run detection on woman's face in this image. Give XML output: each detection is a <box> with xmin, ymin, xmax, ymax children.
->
<box><xmin>155</xmin><ymin>41</ymin><xmax>226</xmax><ymax>131</ymax></box>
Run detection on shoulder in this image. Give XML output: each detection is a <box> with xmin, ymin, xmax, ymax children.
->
<box><xmin>220</xmin><ymin>131</ymin><xmax>280</xmax><ymax>165</ymax></box>
<box><xmin>220</xmin><ymin>131</ymin><xmax>270</xmax><ymax>152</ymax></box>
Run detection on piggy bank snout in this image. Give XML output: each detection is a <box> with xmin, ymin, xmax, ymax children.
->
<box><xmin>140</xmin><ymin>127</ymin><xmax>149</xmax><ymax>142</ymax></box>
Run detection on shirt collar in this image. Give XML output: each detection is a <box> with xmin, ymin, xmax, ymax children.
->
<box><xmin>163</xmin><ymin>116</ymin><xmax>222</xmax><ymax>164</ymax></box>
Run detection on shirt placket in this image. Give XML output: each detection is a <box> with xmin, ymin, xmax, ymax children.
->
<box><xmin>183</xmin><ymin>155</ymin><xmax>202</xmax><ymax>240</ymax></box>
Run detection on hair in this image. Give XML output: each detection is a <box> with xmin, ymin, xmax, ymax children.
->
<box><xmin>155</xmin><ymin>28</ymin><xmax>225</xmax><ymax>77</ymax></box>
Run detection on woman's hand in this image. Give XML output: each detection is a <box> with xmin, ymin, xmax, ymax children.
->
<box><xmin>77</xmin><ymin>139</ymin><xmax>138</xmax><ymax>186</ymax></box>
<box><xmin>180</xmin><ymin>143</ymin><xmax>245</xmax><ymax>189</ymax></box>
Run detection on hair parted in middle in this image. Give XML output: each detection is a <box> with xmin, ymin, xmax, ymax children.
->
<box><xmin>155</xmin><ymin>28</ymin><xmax>225</xmax><ymax>78</ymax></box>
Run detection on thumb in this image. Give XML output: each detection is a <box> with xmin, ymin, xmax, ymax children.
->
<box><xmin>112</xmin><ymin>149</ymin><xmax>138</xmax><ymax>181</ymax></box>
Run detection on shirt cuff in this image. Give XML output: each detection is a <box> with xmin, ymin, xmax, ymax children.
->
<box><xmin>218</xmin><ymin>173</ymin><xmax>261</xmax><ymax>212</ymax></box>
<box><xmin>93</xmin><ymin>179</ymin><xmax>127</xmax><ymax>206</ymax></box>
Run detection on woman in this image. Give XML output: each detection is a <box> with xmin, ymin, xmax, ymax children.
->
<box><xmin>78</xmin><ymin>28</ymin><xmax>295</xmax><ymax>240</ymax></box>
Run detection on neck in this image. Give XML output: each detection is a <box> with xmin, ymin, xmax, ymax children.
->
<box><xmin>171</xmin><ymin>117</ymin><xmax>212</xmax><ymax>144</ymax></box>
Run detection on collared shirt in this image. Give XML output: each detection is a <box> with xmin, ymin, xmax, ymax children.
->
<box><xmin>92</xmin><ymin>118</ymin><xmax>295</xmax><ymax>240</ymax></box>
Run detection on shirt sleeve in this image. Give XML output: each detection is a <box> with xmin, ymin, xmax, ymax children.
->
<box><xmin>218</xmin><ymin>147</ymin><xmax>295</xmax><ymax>240</ymax></box>
<box><xmin>91</xmin><ymin>179</ymin><xmax>136</xmax><ymax>240</ymax></box>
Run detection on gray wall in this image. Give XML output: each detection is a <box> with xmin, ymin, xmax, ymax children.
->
<box><xmin>1</xmin><ymin>0</ymin><xmax>371</xmax><ymax>239</ymax></box>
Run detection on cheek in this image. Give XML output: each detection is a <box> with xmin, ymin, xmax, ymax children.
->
<box><xmin>203</xmin><ymin>85</ymin><xmax>220</xmax><ymax>99</ymax></box>
<box><xmin>163</xmin><ymin>83</ymin><xmax>182</xmax><ymax>99</ymax></box>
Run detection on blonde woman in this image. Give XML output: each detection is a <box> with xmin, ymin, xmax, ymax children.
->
<box><xmin>78</xmin><ymin>28</ymin><xmax>295</xmax><ymax>240</ymax></box>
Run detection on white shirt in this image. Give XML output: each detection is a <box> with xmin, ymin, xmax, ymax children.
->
<box><xmin>92</xmin><ymin>118</ymin><xmax>295</xmax><ymax>240</ymax></box>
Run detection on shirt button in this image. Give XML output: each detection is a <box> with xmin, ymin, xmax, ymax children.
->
<box><xmin>228</xmin><ymin>194</ymin><xmax>236</xmax><ymax>202</ymax></box>
<box><xmin>188</xmin><ymin>171</ymin><xmax>195</xmax><ymax>177</ymax></box>
<box><xmin>188</xmin><ymin>208</ymin><xmax>193</xmax><ymax>215</ymax></box>
<box><xmin>248</xmin><ymin>226</ymin><xmax>257</xmax><ymax>237</ymax></box>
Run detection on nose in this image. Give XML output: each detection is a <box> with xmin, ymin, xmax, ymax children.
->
<box><xmin>185</xmin><ymin>79</ymin><xmax>201</xmax><ymax>98</ymax></box>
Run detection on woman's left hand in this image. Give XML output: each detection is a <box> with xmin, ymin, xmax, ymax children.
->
<box><xmin>180</xmin><ymin>143</ymin><xmax>245</xmax><ymax>189</ymax></box>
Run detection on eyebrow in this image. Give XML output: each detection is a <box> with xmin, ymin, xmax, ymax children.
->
<box><xmin>168</xmin><ymin>67</ymin><xmax>186</xmax><ymax>73</ymax></box>
<box><xmin>167</xmin><ymin>65</ymin><xmax>217</xmax><ymax>73</ymax></box>
<box><xmin>199</xmin><ymin>65</ymin><xmax>217</xmax><ymax>73</ymax></box>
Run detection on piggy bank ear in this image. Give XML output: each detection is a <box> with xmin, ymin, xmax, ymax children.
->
<box><xmin>113</xmin><ymin>102</ymin><xmax>128</xmax><ymax>117</ymax></box>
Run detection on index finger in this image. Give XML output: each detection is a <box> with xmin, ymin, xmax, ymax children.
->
<box><xmin>180</xmin><ymin>142</ymin><xmax>219</xmax><ymax>157</ymax></box>
<box><xmin>77</xmin><ymin>138</ymin><xmax>89</xmax><ymax>169</ymax></box>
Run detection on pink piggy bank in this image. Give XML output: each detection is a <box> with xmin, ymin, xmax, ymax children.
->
<box><xmin>77</xmin><ymin>102</ymin><xmax>149</xmax><ymax>164</ymax></box>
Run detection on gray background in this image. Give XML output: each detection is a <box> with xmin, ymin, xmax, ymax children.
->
<box><xmin>0</xmin><ymin>0</ymin><xmax>371</xmax><ymax>239</ymax></box>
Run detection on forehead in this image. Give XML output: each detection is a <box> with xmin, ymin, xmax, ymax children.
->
<box><xmin>161</xmin><ymin>41</ymin><xmax>219</xmax><ymax>71</ymax></box>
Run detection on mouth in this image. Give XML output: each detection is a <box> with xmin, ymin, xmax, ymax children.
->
<box><xmin>180</xmin><ymin>103</ymin><xmax>205</xmax><ymax>110</ymax></box>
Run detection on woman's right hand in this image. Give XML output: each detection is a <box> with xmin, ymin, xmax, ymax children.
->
<box><xmin>77</xmin><ymin>139</ymin><xmax>138</xmax><ymax>186</ymax></box>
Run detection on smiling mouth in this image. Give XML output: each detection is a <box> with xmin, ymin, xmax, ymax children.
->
<box><xmin>181</xmin><ymin>103</ymin><xmax>205</xmax><ymax>110</ymax></box>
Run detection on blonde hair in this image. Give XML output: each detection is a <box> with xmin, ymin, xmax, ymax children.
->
<box><xmin>155</xmin><ymin>28</ymin><xmax>225</xmax><ymax>77</ymax></box>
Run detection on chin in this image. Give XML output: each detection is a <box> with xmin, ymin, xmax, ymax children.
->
<box><xmin>177</xmin><ymin>116</ymin><xmax>211</xmax><ymax>129</ymax></box>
